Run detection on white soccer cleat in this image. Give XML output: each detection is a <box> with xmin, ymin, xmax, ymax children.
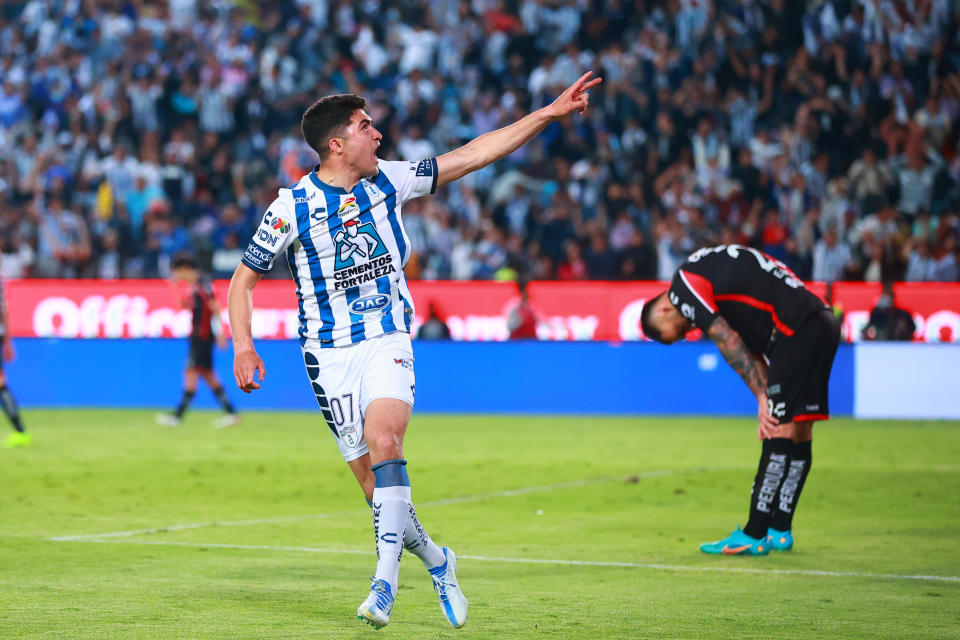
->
<box><xmin>357</xmin><ymin>578</ymin><xmax>394</xmax><ymax>629</ymax></box>
<box><xmin>429</xmin><ymin>547</ymin><xmax>468</xmax><ymax>628</ymax></box>
<box><xmin>213</xmin><ymin>414</ymin><xmax>241</xmax><ymax>429</ymax></box>
<box><xmin>155</xmin><ymin>413</ymin><xmax>181</xmax><ymax>427</ymax></box>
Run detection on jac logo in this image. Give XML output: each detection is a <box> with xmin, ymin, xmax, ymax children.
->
<box><xmin>349</xmin><ymin>294</ymin><xmax>390</xmax><ymax>318</ymax></box>
<box><xmin>257</xmin><ymin>228</ymin><xmax>279</xmax><ymax>246</ymax></box>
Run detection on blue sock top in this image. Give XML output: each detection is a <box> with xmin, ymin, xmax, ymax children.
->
<box><xmin>371</xmin><ymin>458</ymin><xmax>410</xmax><ymax>487</ymax></box>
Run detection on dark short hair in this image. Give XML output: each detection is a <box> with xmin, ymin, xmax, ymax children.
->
<box><xmin>301</xmin><ymin>94</ymin><xmax>368</xmax><ymax>159</ymax></box>
<box><xmin>640</xmin><ymin>292</ymin><xmax>668</xmax><ymax>343</ymax></box>
<box><xmin>172</xmin><ymin>255</ymin><xmax>198</xmax><ymax>270</ymax></box>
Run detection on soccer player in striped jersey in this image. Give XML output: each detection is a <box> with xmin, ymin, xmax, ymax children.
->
<box><xmin>641</xmin><ymin>244</ymin><xmax>841</xmax><ymax>555</ymax></box>
<box><xmin>228</xmin><ymin>72</ymin><xmax>601</xmax><ymax>629</ymax></box>
<box><xmin>0</xmin><ymin>275</ymin><xmax>29</xmax><ymax>449</ymax></box>
<box><xmin>156</xmin><ymin>256</ymin><xmax>238</xmax><ymax>428</ymax></box>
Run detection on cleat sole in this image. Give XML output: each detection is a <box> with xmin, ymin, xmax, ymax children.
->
<box><xmin>357</xmin><ymin>613</ymin><xmax>386</xmax><ymax>630</ymax></box>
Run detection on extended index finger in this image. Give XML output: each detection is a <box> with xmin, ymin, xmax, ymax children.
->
<box><xmin>572</xmin><ymin>71</ymin><xmax>595</xmax><ymax>91</ymax></box>
<box><xmin>580</xmin><ymin>77</ymin><xmax>603</xmax><ymax>92</ymax></box>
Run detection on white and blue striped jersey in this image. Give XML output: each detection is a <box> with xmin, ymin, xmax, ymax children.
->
<box><xmin>241</xmin><ymin>158</ymin><xmax>438</xmax><ymax>347</ymax></box>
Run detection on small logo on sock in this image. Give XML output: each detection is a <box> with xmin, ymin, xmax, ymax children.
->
<box><xmin>380</xmin><ymin>532</ymin><xmax>398</xmax><ymax>544</ymax></box>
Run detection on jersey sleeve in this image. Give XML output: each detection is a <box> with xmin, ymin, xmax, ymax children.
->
<box><xmin>376</xmin><ymin>159</ymin><xmax>438</xmax><ymax>204</ymax></box>
<box><xmin>241</xmin><ymin>196</ymin><xmax>298</xmax><ymax>274</ymax></box>
<box><xmin>668</xmin><ymin>268</ymin><xmax>719</xmax><ymax>330</ymax></box>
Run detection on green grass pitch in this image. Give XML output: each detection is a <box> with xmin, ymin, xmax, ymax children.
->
<box><xmin>1</xmin><ymin>410</ymin><xmax>958</xmax><ymax>639</ymax></box>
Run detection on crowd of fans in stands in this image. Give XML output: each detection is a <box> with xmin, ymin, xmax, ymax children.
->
<box><xmin>0</xmin><ymin>0</ymin><xmax>958</xmax><ymax>283</ymax></box>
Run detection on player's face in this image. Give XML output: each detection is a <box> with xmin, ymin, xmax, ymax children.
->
<box><xmin>655</xmin><ymin>300</ymin><xmax>694</xmax><ymax>344</ymax></box>
<box><xmin>172</xmin><ymin>267</ymin><xmax>198</xmax><ymax>284</ymax></box>
<box><xmin>342</xmin><ymin>109</ymin><xmax>382</xmax><ymax>176</ymax></box>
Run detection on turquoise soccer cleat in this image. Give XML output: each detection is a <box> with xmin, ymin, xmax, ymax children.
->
<box><xmin>357</xmin><ymin>578</ymin><xmax>394</xmax><ymax>630</ymax></box>
<box><xmin>429</xmin><ymin>547</ymin><xmax>468</xmax><ymax>628</ymax></box>
<box><xmin>766</xmin><ymin>527</ymin><xmax>794</xmax><ymax>551</ymax></box>
<box><xmin>699</xmin><ymin>526</ymin><xmax>769</xmax><ymax>556</ymax></box>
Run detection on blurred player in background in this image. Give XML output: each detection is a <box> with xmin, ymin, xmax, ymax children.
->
<box><xmin>156</xmin><ymin>256</ymin><xmax>238</xmax><ymax>428</ymax></box>
<box><xmin>0</xmin><ymin>276</ymin><xmax>29</xmax><ymax>449</ymax></box>
<box><xmin>229</xmin><ymin>72</ymin><xmax>601</xmax><ymax>629</ymax></box>
<box><xmin>642</xmin><ymin>244</ymin><xmax>840</xmax><ymax>555</ymax></box>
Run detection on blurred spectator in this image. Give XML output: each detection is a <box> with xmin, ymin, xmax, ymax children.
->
<box><xmin>903</xmin><ymin>237</ymin><xmax>936</xmax><ymax>282</ymax></box>
<box><xmin>36</xmin><ymin>195</ymin><xmax>90</xmax><ymax>278</ymax></box>
<box><xmin>556</xmin><ymin>240</ymin><xmax>587</xmax><ymax>280</ymax></box>
<box><xmin>812</xmin><ymin>227</ymin><xmax>853</xmax><ymax>283</ymax></box>
<box><xmin>617</xmin><ymin>230</ymin><xmax>657</xmax><ymax>280</ymax></box>
<box><xmin>861</xmin><ymin>282</ymin><xmax>916</xmax><ymax>341</ymax></box>
<box><xmin>416</xmin><ymin>303</ymin><xmax>451</xmax><ymax>341</ymax></box>
<box><xmin>507</xmin><ymin>281</ymin><xmax>538</xmax><ymax>340</ymax></box>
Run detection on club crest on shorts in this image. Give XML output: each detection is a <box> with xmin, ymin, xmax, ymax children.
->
<box><xmin>338</xmin><ymin>423</ymin><xmax>361</xmax><ymax>448</ymax></box>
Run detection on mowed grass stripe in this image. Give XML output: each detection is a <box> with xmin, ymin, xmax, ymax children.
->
<box><xmin>64</xmin><ymin>537</ymin><xmax>960</xmax><ymax>583</ymax></box>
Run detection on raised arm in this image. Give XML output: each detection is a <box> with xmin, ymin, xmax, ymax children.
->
<box><xmin>706</xmin><ymin>316</ymin><xmax>779</xmax><ymax>436</ymax></box>
<box><xmin>435</xmin><ymin>72</ymin><xmax>602</xmax><ymax>189</ymax></box>
<box><xmin>228</xmin><ymin>263</ymin><xmax>266</xmax><ymax>393</ymax></box>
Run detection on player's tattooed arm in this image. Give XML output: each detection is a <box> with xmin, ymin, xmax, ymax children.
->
<box><xmin>706</xmin><ymin>317</ymin><xmax>767</xmax><ymax>398</ymax></box>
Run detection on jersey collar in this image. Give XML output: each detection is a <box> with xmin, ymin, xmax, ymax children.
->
<box><xmin>309</xmin><ymin>165</ymin><xmax>380</xmax><ymax>194</ymax></box>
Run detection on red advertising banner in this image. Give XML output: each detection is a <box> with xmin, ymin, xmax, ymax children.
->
<box><xmin>6</xmin><ymin>279</ymin><xmax>960</xmax><ymax>342</ymax></box>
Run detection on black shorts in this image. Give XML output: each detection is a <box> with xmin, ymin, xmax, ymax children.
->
<box><xmin>766</xmin><ymin>309</ymin><xmax>841</xmax><ymax>423</ymax></box>
<box><xmin>187</xmin><ymin>337</ymin><xmax>214</xmax><ymax>371</ymax></box>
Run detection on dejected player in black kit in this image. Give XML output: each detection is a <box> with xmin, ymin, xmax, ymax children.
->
<box><xmin>156</xmin><ymin>257</ymin><xmax>239</xmax><ymax>428</ymax></box>
<box><xmin>641</xmin><ymin>244</ymin><xmax>840</xmax><ymax>555</ymax></box>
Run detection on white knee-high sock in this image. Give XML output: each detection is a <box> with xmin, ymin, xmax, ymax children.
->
<box><xmin>371</xmin><ymin>459</ymin><xmax>410</xmax><ymax>593</ymax></box>
<box><xmin>403</xmin><ymin>502</ymin><xmax>446</xmax><ymax>569</ymax></box>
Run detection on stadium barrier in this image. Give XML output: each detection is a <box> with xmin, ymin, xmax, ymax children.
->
<box><xmin>5</xmin><ymin>337</ymin><xmax>852</xmax><ymax>415</ymax></box>
<box><xmin>8</xmin><ymin>337</ymin><xmax>958</xmax><ymax>418</ymax></box>
<box><xmin>7</xmin><ymin>279</ymin><xmax>960</xmax><ymax>343</ymax></box>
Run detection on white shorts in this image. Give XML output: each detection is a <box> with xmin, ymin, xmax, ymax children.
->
<box><xmin>301</xmin><ymin>331</ymin><xmax>415</xmax><ymax>462</ymax></box>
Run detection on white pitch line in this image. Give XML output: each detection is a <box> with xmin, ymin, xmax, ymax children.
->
<box><xmin>71</xmin><ymin>539</ymin><xmax>960</xmax><ymax>584</ymax></box>
<box><xmin>50</xmin><ymin>470</ymin><xmax>683</xmax><ymax>542</ymax></box>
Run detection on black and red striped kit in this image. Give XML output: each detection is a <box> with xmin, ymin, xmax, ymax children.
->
<box><xmin>668</xmin><ymin>245</ymin><xmax>841</xmax><ymax>423</ymax></box>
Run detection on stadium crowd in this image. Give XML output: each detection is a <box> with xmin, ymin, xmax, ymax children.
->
<box><xmin>0</xmin><ymin>0</ymin><xmax>958</xmax><ymax>283</ymax></box>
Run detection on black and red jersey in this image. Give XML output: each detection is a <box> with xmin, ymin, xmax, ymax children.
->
<box><xmin>668</xmin><ymin>245</ymin><xmax>827</xmax><ymax>355</ymax></box>
<box><xmin>182</xmin><ymin>281</ymin><xmax>215</xmax><ymax>341</ymax></box>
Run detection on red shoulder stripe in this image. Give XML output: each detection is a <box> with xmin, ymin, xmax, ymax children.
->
<box><xmin>678</xmin><ymin>270</ymin><xmax>717</xmax><ymax>313</ymax></box>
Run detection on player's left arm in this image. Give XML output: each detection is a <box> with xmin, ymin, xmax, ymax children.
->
<box><xmin>706</xmin><ymin>316</ymin><xmax>778</xmax><ymax>434</ymax></box>
<box><xmin>435</xmin><ymin>71</ymin><xmax>601</xmax><ymax>189</ymax></box>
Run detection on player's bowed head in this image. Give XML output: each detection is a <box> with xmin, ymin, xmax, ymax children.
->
<box><xmin>640</xmin><ymin>292</ymin><xmax>695</xmax><ymax>344</ymax></box>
